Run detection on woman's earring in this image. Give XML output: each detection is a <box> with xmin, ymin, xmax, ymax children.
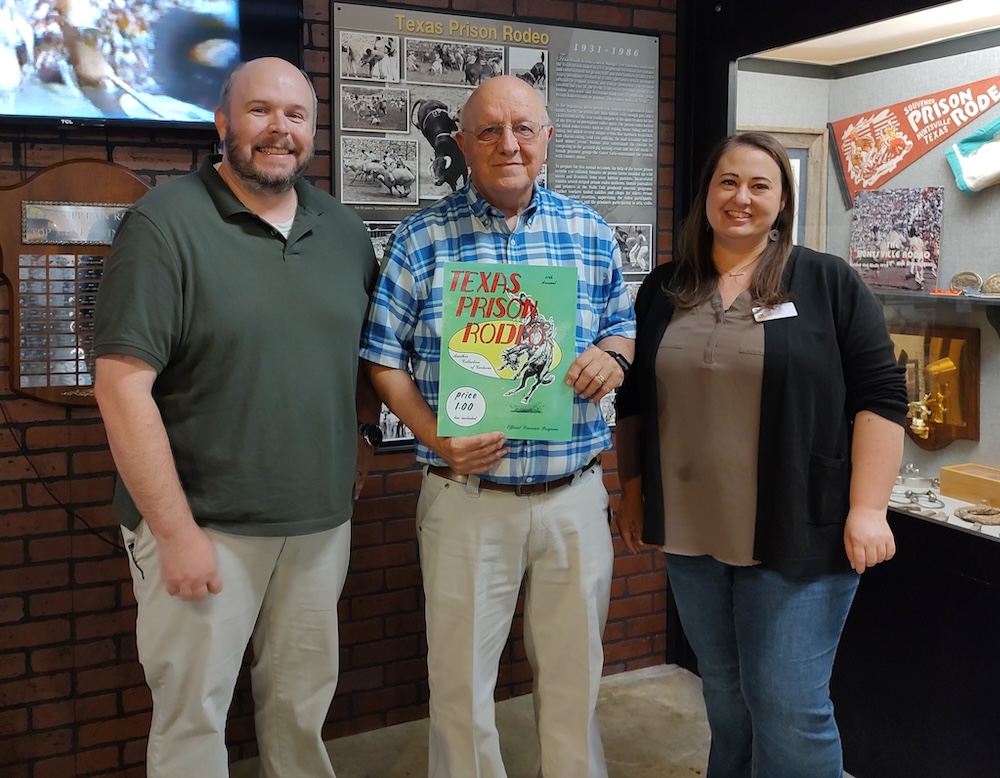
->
<box><xmin>768</xmin><ymin>228</ymin><xmax>780</xmax><ymax>242</ymax></box>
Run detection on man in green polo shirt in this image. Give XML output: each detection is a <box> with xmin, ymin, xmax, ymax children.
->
<box><xmin>93</xmin><ymin>57</ymin><xmax>380</xmax><ymax>777</ymax></box>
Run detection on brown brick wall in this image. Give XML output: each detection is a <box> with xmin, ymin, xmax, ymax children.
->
<box><xmin>0</xmin><ymin>1</ymin><xmax>675</xmax><ymax>774</ymax></box>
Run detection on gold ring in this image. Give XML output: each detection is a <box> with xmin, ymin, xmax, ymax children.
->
<box><xmin>596</xmin><ymin>373</ymin><xmax>606</xmax><ymax>384</ymax></box>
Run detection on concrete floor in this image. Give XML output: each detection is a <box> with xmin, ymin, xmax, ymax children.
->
<box><xmin>231</xmin><ymin>664</ymin><xmax>711</xmax><ymax>777</ymax></box>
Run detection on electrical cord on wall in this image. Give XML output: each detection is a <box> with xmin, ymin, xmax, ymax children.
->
<box><xmin>0</xmin><ymin>398</ymin><xmax>124</xmax><ymax>554</ymax></box>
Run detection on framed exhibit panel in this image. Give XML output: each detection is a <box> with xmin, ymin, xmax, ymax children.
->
<box><xmin>333</xmin><ymin>2</ymin><xmax>659</xmax><ymax>244</ymax></box>
<box><xmin>337</xmin><ymin>3</ymin><xmax>659</xmax><ymax>445</ymax></box>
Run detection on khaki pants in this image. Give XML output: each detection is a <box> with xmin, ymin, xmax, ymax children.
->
<box><xmin>122</xmin><ymin>520</ymin><xmax>351</xmax><ymax>778</ymax></box>
<box><xmin>417</xmin><ymin>463</ymin><xmax>613</xmax><ymax>778</ymax></box>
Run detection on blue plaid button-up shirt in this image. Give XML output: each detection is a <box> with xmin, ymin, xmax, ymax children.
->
<box><xmin>360</xmin><ymin>182</ymin><xmax>636</xmax><ymax>484</ymax></box>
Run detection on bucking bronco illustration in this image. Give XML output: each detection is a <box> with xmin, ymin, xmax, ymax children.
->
<box><xmin>500</xmin><ymin>311</ymin><xmax>557</xmax><ymax>404</ymax></box>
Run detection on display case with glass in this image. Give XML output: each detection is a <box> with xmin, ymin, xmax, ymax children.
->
<box><xmin>730</xmin><ymin>6</ymin><xmax>1000</xmax><ymax>776</ymax></box>
<box><xmin>736</xmin><ymin>10</ymin><xmax>1000</xmax><ymax>544</ymax></box>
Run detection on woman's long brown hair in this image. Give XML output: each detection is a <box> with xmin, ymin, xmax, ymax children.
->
<box><xmin>670</xmin><ymin>131</ymin><xmax>796</xmax><ymax>310</ymax></box>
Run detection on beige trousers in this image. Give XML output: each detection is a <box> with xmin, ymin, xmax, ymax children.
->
<box><xmin>416</xmin><ymin>463</ymin><xmax>613</xmax><ymax>778</ymax></box>
<box><xmin>122</xmin><ymin>520</ymin><xmax>351</xmax><ymax>778</ymax></box>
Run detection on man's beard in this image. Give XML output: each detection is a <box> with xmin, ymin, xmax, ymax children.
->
<box><xmin>224</xmin><ymin>129</ymin><xmax>314</xmax><ymax>194</ymax></box>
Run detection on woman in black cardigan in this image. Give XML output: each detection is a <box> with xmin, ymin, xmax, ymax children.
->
<box><xmin>615</xmin><ymin>132</ymin><xmax>907</xmax><ymax>778</ymax></box>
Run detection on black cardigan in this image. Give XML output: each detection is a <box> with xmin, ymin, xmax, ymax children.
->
<box><xmin>616</xmin><ymin>247</ymin><xmax>908</xmax><ymax>577</ymax></box>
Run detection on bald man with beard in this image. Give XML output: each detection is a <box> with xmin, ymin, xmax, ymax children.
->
<box><xmin>94</xmin><ymin>58</ymin><xmax>380</xmax><ymax>777</ymax></box>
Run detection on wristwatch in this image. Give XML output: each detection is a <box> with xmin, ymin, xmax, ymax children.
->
<box><xmin>604</xmin><ymin>350</ymin><xmax>631</xmax><ymax>379</ymax></box>
<box><xmin>358</xmin><ymin>422</ymin><xmax>383</xmax><ymax>450</ymax></box>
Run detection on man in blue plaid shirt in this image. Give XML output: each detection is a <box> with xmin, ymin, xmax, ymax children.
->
<box><xmin>360</xmin><ymin>75</ymin><xmax>635</xmax><ymax>778</ymax></box>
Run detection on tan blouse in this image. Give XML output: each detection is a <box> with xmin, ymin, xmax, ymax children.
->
<box><xmin>655</xmin><ymin>289</ymin><xmax>764</xmax><ymax>566</ymax></box>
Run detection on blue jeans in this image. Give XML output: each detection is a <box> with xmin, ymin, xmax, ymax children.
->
<box><xmin>666</xmin><ymin>554</ymin><xmax>859</xmax><ymax>778</ymax></box>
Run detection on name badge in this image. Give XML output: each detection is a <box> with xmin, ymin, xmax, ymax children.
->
<box><xmin>752</xmin><ymin>302</ymin><xmax>798</xmax><ymax>323</ymax></box>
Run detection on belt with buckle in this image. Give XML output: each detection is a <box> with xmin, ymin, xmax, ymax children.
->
<box><xmin>427</xmin><ymin>456</ymin><xmax>600</xmax><ymax>497</ymax></box>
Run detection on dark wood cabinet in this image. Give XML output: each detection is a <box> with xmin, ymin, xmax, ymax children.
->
<box><xmin>832</xmin><ymin>510</ymin><xmax>1000</xmax><ymax>778</ymax></box>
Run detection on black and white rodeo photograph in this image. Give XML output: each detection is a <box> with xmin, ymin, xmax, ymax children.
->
<box><xmin>508</xmin><ymin>47</ymin><xmax>547</xmax><ymax>103</ymax></box>
<box><xmin>379</xmin><ymin>404</ymin><xmax>413</xmax><ymax>446</ymax></box>
<box><xmin>340</xmin><ymin>84</ymin><xmax>409</xmax><ymax>133</ymax></box>
<box><xmin>340</xmin><ymin>30</ymin><xmax>401</xmax><ymax>82</ymax></box>
<box><xmin>600</xmin><ymin>388</ymin><xmax>617</xmax><ymax>428</ymax></box>
<box><xmin>408</xmin><ymin>85</ymin><xmax>472</xmax><ymax>200</ymax></box>
<box><xmin>364</xmin><ymin>221</ymin><xmax>399</xmax><ymax>265</ymax></box>
<box><xmin>612</xmin><ymin>223</ymin><xmax>653</xmax><ymax>277</ymax></box>
<box><xmin>341</xmin><ymin>136</ymin><xmax>419</xmax><ymax>206</ymax></box>
<box><xmin>403</xmin><ymin>38</ymin><xmax>504</xmax><ymax>88</ymax></box>
<box><xmin>625</xmin><ymin>280</ymin><xmax>642</xmax><ymax>309</ymax></box>
<box><xmin>536</xmin><ymin>163</ymin><xmax>548</xmax><ymax>190</ymax></box>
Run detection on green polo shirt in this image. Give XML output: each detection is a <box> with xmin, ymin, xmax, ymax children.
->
<box><xmin>94</xmin><ymin>156</ymin><xmax>377</xmax><ymax>536</ymax></box>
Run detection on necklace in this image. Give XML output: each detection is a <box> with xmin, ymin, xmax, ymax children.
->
<box><xmin>720</xmin><ymin>257</ymin><xmax>758</xmax><ymax>278</ymax></box>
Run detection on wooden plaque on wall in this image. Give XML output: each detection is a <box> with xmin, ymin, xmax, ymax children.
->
<box><xmin>0</xmin><ymin>160</ymin><xmax>150</xmax><ymax>406</ymax></box>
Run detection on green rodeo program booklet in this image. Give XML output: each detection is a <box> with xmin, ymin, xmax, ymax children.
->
<box><xmin>438</xmin><ymin>262</ymin><xmax>578</xmax><ymax>441</ymax></box>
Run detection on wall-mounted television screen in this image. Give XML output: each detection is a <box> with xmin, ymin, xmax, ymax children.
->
<box><xmin>0</xmin><ymin>0</ymin><xmax>302</xmax><ymax>130</ymax></box>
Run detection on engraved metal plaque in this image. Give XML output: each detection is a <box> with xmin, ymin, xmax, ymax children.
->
<box><xmin>1</xmin><ymin>159</ymin><xmax>150</xmax><ymax>406</ymax></box>
<box><xmin>15</xmin><ymin>252</ymin><xmax>103</xmax><ymax>393</ymax></box>
<box><xmin>22</xmin><ymin>201</ymin><xmax>130</xmax><ymax>245</ymax></box>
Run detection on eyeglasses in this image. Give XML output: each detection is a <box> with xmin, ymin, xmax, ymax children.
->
<box><xmin>463</xmin><ymin>121</ymin><xmax>549</xmax><ymax>144</ymax></box>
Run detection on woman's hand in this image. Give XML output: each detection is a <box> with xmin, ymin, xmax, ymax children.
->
<box><xmin>844</xmin><ymin>506</ymin><xmax>896</xmax><ymax>573</ymax></box>
<box><xmin>615</xmin><ymin>488</ymin><xmax>648</xmax><ymax>554</ymax></box>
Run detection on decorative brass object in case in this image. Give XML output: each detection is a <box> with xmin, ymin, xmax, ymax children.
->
<box><xmin>889</xmin><ymin>324</ymin><xmax>980</xmax><ymax>451</ymax></box>
<box><xmin>982</xmin><ymin>273</ymin><xmax>1000</xmax><ymax>295</ymax></box>
<box><xmin>949</xmin><ymin>271</ymin><xmax>983</xmax><ymax>292</ymax></box>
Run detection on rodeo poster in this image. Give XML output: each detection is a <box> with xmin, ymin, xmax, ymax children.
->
<box><xmin>437</xmin><ymin>263</ymin><xmax>577</xmax><ymax>441</ymax></box>
<box><xmin>849</xmin><ymin>186</ymin><xmax>943</xmax><ymax>291</ymax></box>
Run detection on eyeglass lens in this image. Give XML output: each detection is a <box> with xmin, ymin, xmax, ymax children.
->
<box><xmin>474</xmin><ymin>122</ymin><xmax>545</xmax><ymax>142</ymax></box>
